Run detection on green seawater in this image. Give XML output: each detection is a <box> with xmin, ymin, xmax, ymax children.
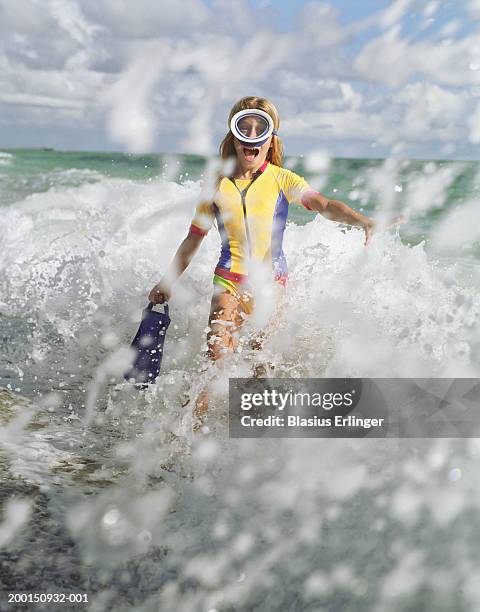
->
<box><xmin>1</xmin><ymin>149</ymin><xmax>480</xmax><ymax>611</ymax></box>
<box><xmin>1</xmin><ymin>148</ymin><xmax>479</xmax><ymax>261</ymax></box>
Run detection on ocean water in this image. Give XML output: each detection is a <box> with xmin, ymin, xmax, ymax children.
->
<box><xmin>1</xmin><ymin>148</ymin><xmax>480</xmax><ymax>611</ymax></box>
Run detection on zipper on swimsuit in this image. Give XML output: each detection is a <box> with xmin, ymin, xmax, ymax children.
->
<box><xmin>228</xmin><ymin>165</ymin><xmax>265</xmax><ymax>258</ymax></box>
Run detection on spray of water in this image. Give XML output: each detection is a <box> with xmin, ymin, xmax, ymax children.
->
<box><xmin>2</xmin><ymin>1</ymin><xmax>480</xmax><ymax>610</ymax></box>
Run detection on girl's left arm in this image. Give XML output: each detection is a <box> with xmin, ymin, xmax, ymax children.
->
<box><xmin>302</xmin><ymin>191</ymin><xmax>375</xmax><ymax>244</ymax></box>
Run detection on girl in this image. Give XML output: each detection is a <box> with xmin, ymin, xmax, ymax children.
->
<box><xmin>149</xmin><ymin>96</ymin><xmax>381</xmax><ymax>424</ymax></box>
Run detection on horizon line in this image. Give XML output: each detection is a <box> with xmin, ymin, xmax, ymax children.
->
<box><xmin>1</xmin><ymin>146</ymin><xmax>479</xmax><ymax>164</ymax></box>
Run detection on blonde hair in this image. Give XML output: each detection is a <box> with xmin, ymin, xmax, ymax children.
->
<box><xmin>219</xmin><ymin>96</ymin><xmax>284</xmax><ymax>167</ymax></box>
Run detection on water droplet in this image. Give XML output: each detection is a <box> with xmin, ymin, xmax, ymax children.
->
<box><xmin>102</xmin><ymin>508</ymin><xmax>120</xmax><ymax>525</ymax></box>
<box><xmin>449</xmin><ymin>467</ymin><xmax>462</xmax><ymax>482</ymax></box>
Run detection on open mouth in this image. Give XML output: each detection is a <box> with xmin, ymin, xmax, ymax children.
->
<box><xmin>243</xmin><ymin>147</ymin><xmax>259</xmax><ymax>161</ymax></box>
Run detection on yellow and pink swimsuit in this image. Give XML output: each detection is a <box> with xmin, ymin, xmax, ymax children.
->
<box><xmin>189</xmin><ymin>161</ymin><xmax>313</xmax><ymax>304</ymax></box>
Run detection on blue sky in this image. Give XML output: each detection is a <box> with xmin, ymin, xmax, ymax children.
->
<box><xmin>1</xmin><ymin>0</ymin><xmax>479</xmax><ymax>159</ymax></box>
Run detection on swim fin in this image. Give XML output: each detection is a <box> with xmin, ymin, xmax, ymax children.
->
<box><xmin>124</xmin><ymin>302</ymin><xmax>170</xmax><ymax>388</ymax></box>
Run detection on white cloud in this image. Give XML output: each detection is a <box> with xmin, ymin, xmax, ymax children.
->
<box><xmin>299</xmin><ymin>2</ymin><xmax>346</xmax><ymax>46</ymax></box>
<box><xmin>0</xmin><ymin>0</ymin><xmax>479</xmax><ymax>158</ymax></box>
<box><xmin>81</xmin><ymin>0</ymin><xmax>210</xmax><ymax>38</ymax></box>
<box><xmin>423</xmin><ymin>1</ymin><xmax>439</xmax><ymax>19</ymax></box>
<box><xmin>467</xmin><ymin>0</ymin><xmax>480</xmax><ymax>19</ymax></box>
<box><xmin>377</xmin><ymin>0</ymin><xmax>414</xmax><ymax>29</ymax></box>
<box><xmin>396</xmin><ymin>82</ymin><xmax>470</xmax><ymax>139</ymax></box>
<box><xmin>0</xmin><ymin>92</ymin><xmax>85</xmax><ymax>109</ymax></box>
<box><xmin>469</xmin><ymin>103</ymin><xmax>480</xmax><ymax>143</ymax></box>
<box><xmin>48</xmin><ymin>0</ymin><xmax>102</xmax><ymax>46</ymax></box>
<box><xmin>355</xmin><ymin>27</ymin><xmax>480</xmax><ymax>88</ymax></box>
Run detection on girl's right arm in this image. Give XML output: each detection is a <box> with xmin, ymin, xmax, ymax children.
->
<box><xmin>148</xmin><ymin>231</ymin><xmax>205</xmax><ymax>304</ymax></box>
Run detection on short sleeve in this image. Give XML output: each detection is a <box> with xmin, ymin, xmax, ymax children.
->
<box><xmin>281</xmin><ymin>169</ymin><xmax>314</xmax><ymax>208</ymax></box>
<box><xmin>189</xmin><ymin>199</ymin><xmax>215</xmax><ymax>236</ymax></box>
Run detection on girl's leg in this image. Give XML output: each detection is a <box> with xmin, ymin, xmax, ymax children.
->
<box><xmin>248</xmin><ymin>283</ymin><xmax>286</xmax><ymax>376</ymax></box>
<box><xmin>194</xmin><ymin>289</ymin><xmax>248</xmax><ymax>423</ymax></box>
<box><xmin>207</xmin><ymin>290</ymin><xmax>246</xmax><ymax>360</ymax></box>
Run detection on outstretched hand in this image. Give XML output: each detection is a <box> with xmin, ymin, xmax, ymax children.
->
<box><xmin>363</xmin><ymin>215</ymin><xmax>406</xmax><ymax>246</ymax></box>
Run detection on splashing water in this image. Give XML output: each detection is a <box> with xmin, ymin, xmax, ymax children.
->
<box><xmin>0</xmin><ymin>148</ymin><xmax>480</xmax><ymax>610</ymax></box>
<box><xmin>3</xmin><ymin>0</ymin><xmax>480</xmax><ymax>605</ymax></box>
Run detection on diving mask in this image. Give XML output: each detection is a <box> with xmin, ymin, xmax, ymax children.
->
<box><xmin>230</xmin><ymin>109</ymin><xmax>277</xmax><ymax>147</ymax></box>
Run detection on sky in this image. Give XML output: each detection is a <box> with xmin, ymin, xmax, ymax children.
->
<box><xmin>1</xmin><ymin>0</ymin><xmax>480</xmax><ymax>159</ymax></box>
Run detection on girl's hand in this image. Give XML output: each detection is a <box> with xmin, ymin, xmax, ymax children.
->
<box><xmin>363</xmin><ymin>219</ymin><xmax>374</xmax><ymax>245</ymax></box>
<box><xmin>148</xmin><ymin>280</ymin><xmax>171</xmax><ymax>304</ymax></box>
<box><xmin>363</xmin><ymin>215</ymin><xmax>406</xmax><ymax>246</ymax></box>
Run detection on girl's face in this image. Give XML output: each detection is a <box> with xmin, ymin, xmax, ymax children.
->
<box><xmin>233</xmin><ymin>130</ymin><xmax>273</xmax><ymax>169</ymax></box>
<box><xmin>233</xmin><ymin>116</ymin><xmax>273</xmax><ymax>170</ymax></box>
